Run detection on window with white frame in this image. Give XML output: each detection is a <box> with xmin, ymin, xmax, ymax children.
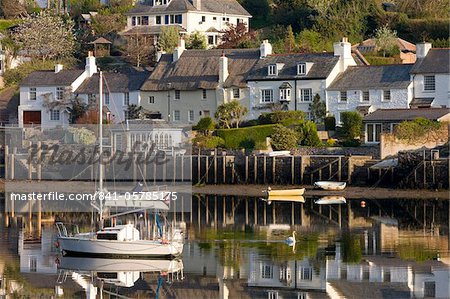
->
<box><xmin>188</xmin><ymin>110</ymin><xmax>194</xmax><ymax>122</ymax></box>
<box><xmin>362</xmin><ymin>91</ymin><xmax>370</xmax><ymax>102</ymax></box>
<box><xmin>148</xmin><ymin>96</ymin><xmax>155</xmax><ymax>104</ymax></box>
<box><xmin>268</xmin><ymin>291</ymin><xmax>279</xmax><ymax>299</ymax></box>
<box><xmin>366</xmin><ymin>123</ymin><xmax>382</xmax><ymax>143</ymax></box>
<box><xmin>29</xmin><ymin>87</ymin><xmax>37</xmax><ymax>101</ymax></box>
<box><xmin>50</xmin><ymin>109</ymin><xmax>60</xmax><ymax>121</ymax></box>
<box><xmin>202</xmin><ymin>89</ymin><xmax>207</xmax><ymax>100</ymax></box>
<box><xmin>297</xmin><ymin>63</ymin><xmax>306</xmax><ymax>75</ymax></box>
<box><xmin>383</xmin><ymin>90</ymin><xmax>391</xmax><ymax>102</ymax></box>
<box><xmin>280</xmin><ymin>88</ymin><xmax>291</xmax><ymax>101</ymax></box>
<box><xmin>261</xmin><ymin>89</ymin><xmax>274</xmax><ymax>103</ymax></box>
<box><xmin>261</xmin><ymin>264</ymin><xmax>273</xmax><ymax>279</ymax></box>
<box><xmin>268</xmin><ymin>64</ymin><xmax>277</xmax><ymax>76</ymax></box>
<box><xmin>339</xmin><ymin>91</ymin><xmax>347</xmax><ymax>102</ymax></box>
<box><xmin>174</xmin><ymin>110</ymin><xmax>180</xmax><ymax>121</ymax></box>
<box><xmin>104</xmin><ymin>93</ymin><xmax>110</xmax><ymax>105</ymax></box>
<box><xmin>175</xmin><ymin>90</ymin><xmax>181</xmax><ymax>100</ymax></box>
<box><xmin>300</xmin><ymin>88</ymin><xmax>312</xmax><ymax>102</ymax></box>
<box><xmin>124</xmin><ymin>92</ymin><xmax>130</xmax><ymax>105</ymax></box>
<box><xmin>300</xmin><ymin>267</ymin><xmax>313</xmax><ymax>280</ymax></box>
<box><xmin>424</xmin><ymin>75</ymin><xmax>435</xmax><ymax>91</ymax></box>
<box><xmin>56</xmin><ymin>87</ymin><xmax>64</xmax><ymax>101</ymax></box>
<box><xmin>233</xmin><ymin>88</ymin><xmax>240</xmax><ymax>99</ymax></box>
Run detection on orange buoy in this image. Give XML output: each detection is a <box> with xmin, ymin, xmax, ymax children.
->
<box><xmin>361</xmin><ymin>201</ymin><xmax>366</xmax><ymax>208</ymax></box>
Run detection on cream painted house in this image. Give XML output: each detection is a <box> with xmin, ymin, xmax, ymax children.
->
<box><xmin>140</xmin><ymin>40</ymin><xmax>260</xmax><ymax>124</ymax></box>
<box><xmin>246</xmin><ymin>38</ymin><xmax>357</xmax><ymax>120</ymax></box>
<box><xmin>123</xmin><ymin>0</ymin><xmax>251</xmax><ymax>47</ymax></box>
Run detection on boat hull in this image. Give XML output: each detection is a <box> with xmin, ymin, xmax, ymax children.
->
<box><xmin>315</xmin><ymin>196</ymin><xmax>346</xmax><ymax>205</ymax></box>
<box><xmin>268</xmin><ymin>188</ymin><xmax>305</xmax><ymax>196</ymax></box>
<box><xmin>267</xmin><ymin>195</ymin><xmax>305</xmax><ymax>203</ymax></box>
<box><xmin>314</xmin><ymin>181</ymin><xmax>346</xmax><ymax>191</ymax></box>
<box><xmin>58</xmin><ymin>237</ymin><xmax>183</xmax><ymax>258</ymax></box>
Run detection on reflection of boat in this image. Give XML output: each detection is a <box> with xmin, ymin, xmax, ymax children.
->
<box><xmin>267</xmin><ymin>188</ymin><xmax>305</xmax><ymax>196</ymax></box>
<box><xmin>314</xmin><ymin>181</ymin><xmax>346</xmax><ymax>191</ymax></box>
<box><xmin>266</xmin><ymin>196</ymin><xmax>305</xmax><ymax>204</ymax></box>
<box><xmin>314</xmin><ymin>196</ymin><xmax>346</xmax><ymax>205</ymax></box>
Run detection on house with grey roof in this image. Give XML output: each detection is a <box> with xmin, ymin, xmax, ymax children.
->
<box><xmin>75</xmin><ymin>71</ymin><xmax>149</xmax><ymax>123</ymax></box>
<box><xmin>18</xmin><ymin>54</ymin><xmax>98</xmax><ymax>127</ymax></box>
<box><xmin>327</xmin><ymin>63</ymin><xmax>414</xmax><ymax>124</ymax></box>
<box><xmin>140</xmin><ymin>39</ymin><xmax>260</xmax><ymax>123</ymax></box>
<box><xmin>246</xmin><ymin>38</ymin><xmax>357</xmax><ymax>120</ymax></box>
<box><xmin>410</xmin><ymin>43</ymin><xmax>450</xmax><ymax>109</ymax></box>
<box><xmin>123</xmin><ymin>0</ymin><xmax>251</xmax><ymax>47</ymax></box>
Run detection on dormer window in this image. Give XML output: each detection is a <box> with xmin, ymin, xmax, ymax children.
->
<box><xmin>279</xmin><ymin>82</ymin><xmax>292</xmax><ymax>102</ymax></box>
<box><xmin>297</xmin><ymin>63</ymin><xmax>306</xmax><ymax>75</ymax></box>
<box><xmin>268</xmin><ymin>64</ymin><xmax>277</xmax><ymax>76</ymax></box>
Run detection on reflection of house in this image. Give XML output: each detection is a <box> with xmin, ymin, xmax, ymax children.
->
<box><xmin>18</xmin><ymin>230</ymin><xmax>57</xmax><ymax>274</ymax></box>
<box><xmin>353</xmin><ymin>37</ymin><xmax>416</xmax><ymax>64</ymax></box>
<box><xmin>123</xmin><ymin>0</ymin><xmax>251</xmax><ymax>47</ymax></box>
<box><xmin>327</xmin><ymin>64</ymin><xmax>414</xmax><ymax>124</ymax></box>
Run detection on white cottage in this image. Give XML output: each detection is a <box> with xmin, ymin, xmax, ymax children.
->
<box><xmin>123</xmin><ymin>0</ymin><xmax>251</xmax><ymax>47</ymax></box>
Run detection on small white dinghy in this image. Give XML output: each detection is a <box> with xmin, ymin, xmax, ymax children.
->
<box><xmin>315</xmin><ymin>196</ymin><xmax>346</xmax><ymax>205</ymax></box>
<box><xmin>314</xmin><ymin>181</ymin><xmax>346</xmax><ymax>191</ymax></box>
<box><xmin>267</xmin><ymin>188</ymin><xmax>305</xmax><ymax>196</ymax></box>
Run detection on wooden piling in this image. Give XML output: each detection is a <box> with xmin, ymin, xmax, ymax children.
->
<box><xmin>272</xmin><ymin>157</ymin><xmax>276</xmax><ymax>184</ymax></box>
<box><xmin>205</xmin><ymin>156</ymin><xmax>209</xmax><ymax>184</ymax></box>
<box><xmin>245</xmin><ymin>156</ymin><xmax>249</xmax><ymax>183</ymax></box>
<box><xmin>291</xmin><ymin>156</ymin><xmax>295</xmax><ymax>185</ymax></box>
<box><xmin>338</xmin><ymin>157</ymin><xmax>342</xmax><ymax>181</ymax></box>
<box><xmin>222</xmin><ymin>156</ymin><xmax>226</xmax><ymax>184</ymax></box>
<box><xmin>254</xmin><ymin>156</ymin><xmax>257</xmax><ymax>184</ymax></box>
<box><xmin>214</xmin><ymin>196</ymin><xmax>217</xmax><ymax>228</ymax></box>
<box><xmin>214</xmin><ymin>154</ymin><xmax>217</xmax><ymax>184</ymax></box>
<box><xmin>223</xmin><ymin>197</ymin><xmax>226</xmax><ymax>225</ymax></box>
<box><xmin>263</xmin><ymin>156</ymin><xmax>267</xmax><ymax>184</ymax></box>
<box><xmin>4</xmin><ymin>145</ymin><xmax>8</xmax><ymax>180</ymax></box>
<box><xmin>245</xmin><ymin>199</ymin><xmax>248</xmax><ymax>225</ymax></box>
<box><xmin>254</xmin><ymin>198</ymin><xmax>257</xmax><ymax>225</ymax></box>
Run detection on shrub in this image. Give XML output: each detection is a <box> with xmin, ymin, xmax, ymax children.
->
<box><xmin>258</xmin><ymin>111</ymin><xmax>306</xmax><ymax>127</ymax></box>
<box><xmin>194</xmin><ymin>117</ymin><xmax>216</xmax><ymax>135</ymax></box>
<box><xmin>395</xmin><ymin>118</ymin><xmax>442</xmax><ymax>141</ymax></box>
<box><xmin>270</xmin><ymin>124</ymin><xmax>300</xmax><ymax>150</ymax></box>
<box><xmin>192</xmin><ymin>135</ymin><xmax>224</xmax><ymax>149</ymax></box>
<box><xmin>340</xmin><ymin>111</ymin><xmax>363</xmax><ymax>140</ymax></box>
<box><xmin>324</xmin><ymin>116</ymin><xmax>336</xmax><ymax>131</ymax></box>
<box><xmin>240</xmin><ymin>119</ymin><xmax>260</xmax><ymax>127</ymax></box>
<box><xmin>298</xmin><ymin>121</ymin><xmax>322</xmax><ymax>147</ymax></box>
<box><xmin>326</xmin><ymin>138</ymin><xmax>337</xmax><ymax>147</ymax></box>
<box><xmin>339</xmin><ymin>138</ymin><xmax>361</xmax><ymax>147</ymax></box>
<box><xmin>216</xmin><ymin>124</ymin><xmax>276</xmax><ymax>149</ymax></box>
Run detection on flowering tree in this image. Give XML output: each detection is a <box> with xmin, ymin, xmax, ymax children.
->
<box><xmin>12</xmin><ymin>11</ymin><xmax>76</xmax><ymax>61</ymax></box>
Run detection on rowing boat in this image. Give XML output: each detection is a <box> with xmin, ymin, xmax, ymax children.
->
<box><xmin>314</xmin><ymin>181</ymin><xmax>346</xmax><ymax>191</ymax></box>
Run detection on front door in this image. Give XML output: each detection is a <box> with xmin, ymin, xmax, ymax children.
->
<box><xmin>23</xmin><ymin>111</ymin><xmax>41</xmax><ymax>125</ymax></box>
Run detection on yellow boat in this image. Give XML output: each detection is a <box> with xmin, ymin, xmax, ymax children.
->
<box><xmin>267</xmin><ymin>188</ymin><xmax>305</xmax><ymax>197</ymax></box>
<box><xmin>267</xmin><ymin>195</ymin><xmax>305</xmax><ymax>203</ymax></box>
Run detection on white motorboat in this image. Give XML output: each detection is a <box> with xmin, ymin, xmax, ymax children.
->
<box><xmin>314</xmin><ymin>196</ymin><xmax>346</xmax><ymax>205</ymax></box>
<box><xmin>314</xmin><ymin>181</ymin><xmax>346</xmax><ymax>191</ymax></box>
<box><xmin>267</xmin><ymin>188</ymin><xmax>305</xmax><ymax>196</ymax></box>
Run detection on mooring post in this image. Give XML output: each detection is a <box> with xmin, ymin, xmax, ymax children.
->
<box><xmin>291</xmin><ymin>156</ymin><xmax>295</xmax><ymax>185</ymax></box>
<box><xmin>231</xmin><ymin>159</ymin><xmax>235</xmax><ymax>183</ymax></box>
<box><xmin>254</xmin><ymin>197</ymin><xmax>257</xmax><ymax>225</ymax></box>
<box><xmin>223</xmin><ymin>156</ymin><xmax>226</xmax><ymax>184</ymax></box>
<box><xmin>4</xmin><ymin>145</ymin><xmax>8</xmax><ymax>180</ymax></box>
<box><xmin>263</xmin><ymin>201</ymin><xmax>267</xmax><ymax>225</ymax></box>
<box><xmin>254</xmin><ymin>156</ymin><xmax>258</xmax><ymax>184</ymax></box>
<box><xmin>173</xmin><ymin>155</ymin><xmax>176</xmax><ymax>184</ymax></box>
<box><xmin>205</xmin><ymin>156</ymin><xmax>209</xmax><ymax>184</ymax></box>
<box><xmin>214</xmin><ymin>151</ymin><xmax>217</xmax><ymax>184</ymax></box>
<box><xmin>338</xmin><ymin>157</ymin><xmax>342</xmax><ymax>181</ymax></box>
<box><xmin>348</xmin><ymin>157</ymin><xmax>353</xmax><ymax>184</ymax></box>
<box><xmin>245</xmin><ymin>199</ymin><xmax>248</xmax><ymax>225</ymax></box>
<box><xmin>272</xmin><ymin>202</ymin><xmax>276</xmax><ymax>224</ymax></box>
<box><xmin>263</xmin><ymin>156</ymin><xmax>267</xmax><ymax>184</ymax></box>
<box><xmin>245</xmin><ymin>156</ymin><xmax>249</xmax><ymax>183</ymax></box>
<box><xmin>272</xmin><ymin>157</ymin><xmax>276</xmax><ymax>184</ymax></box>
<box><xmin>291</xmin><ymin>202</ymin><xmax>295</xmax><ymax>225</ymax></box>
<box><xmin>223</xmin><ymin>196</ymin><xmax>226</xmax><ymax>226</ymax></box>
<box><xmin>197</xmin><ymin>153</ymin><xmax>201</xmax><ymax>184</ymax></box>
<box><xmin>214</xmin><ymin>196</ymin><xmax>217</xmax><ymax>228</ymax></box>
<box><xmin>206</xmin><ymin>196</ymin><xmax>209</xmax><ymax>224</ymax></box>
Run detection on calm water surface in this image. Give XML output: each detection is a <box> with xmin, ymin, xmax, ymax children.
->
<box><xmin>0</xmin><ymin>195</ymin><xmax>449</xmax><ymax>299</ymax></box>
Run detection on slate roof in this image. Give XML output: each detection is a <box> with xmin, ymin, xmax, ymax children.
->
<box><xmin>121</xmin><ymin>25</ymin><xmax>185</xmax><ymax>36</ymax></box>
<box><xmin>126</xmin><ymin>0</ymin><xmax>251</xmax><ymax>16</ymax></box>
<box><xmin>141</xmin><ymin>48</ymin><xmax>260</xmax><ymax>91</ymax></box>
<box><xmin>411</xmin><ymin>48</ymin><xmax>450</xmax><ymax>74</ymax></box>
<box><xmin>328</xmin><ymin>64</ymin><xmax>413</xmax><ymax>90</ymax></box>
<box><xmin>20</xmin><ymin>69</ymin><xmax>85</xmax><ymax>87</ymax></box>
<box><xmin>89</xmin><ymin>37</ymin><xmax>112</xmax><ymax>44</ymax></box>
<box><xmin>76</xmin><ymin>71</ymin><xmax>149</xmax><ymax>94</ymax></box>
<box><xmin>354</xmin><ymin>37</ymin><xmax>416</xmax><ymax>53</ymax></box>
<box><xmin>363</xmin><ymin>108</ymin><xmax>450</xmax><ymax>122</ymax></box>
<box><xmin>246</xmin><ymin>53</ymin><xmax>339</xmax><ymax>81</ymax></box>
<box><xmin>410</xmin><ymin>97</ymin><xmax>434</xmax><ymax>107</ymax></box>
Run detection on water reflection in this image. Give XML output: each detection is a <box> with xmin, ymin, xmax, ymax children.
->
<box><xmin>0</xmin><ymin>195</ymin><xmax>449</xmax><ymax>298</ymax></box>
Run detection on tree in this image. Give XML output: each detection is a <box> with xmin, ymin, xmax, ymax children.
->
<box><xmin>284</xmin><ymin>25</ymin><xmax>297</xmax><ymax>53</ymax></box>
<box><xmin>215</xmin><ymin>100</ymin><xmax>248</xmax><ymax>129</ymax></box>
<box><xmin>340</xmin><ymin>111</ymin><xmax>363</xmax><ymax>140</ymax></box>
<box><xmin>297</xmin><ymin>29</ymin><xmax>329</xmax><ymax>52</ymax></box>
<box><xmin>12</xmin><ymin>11</ymin><xmax>75</xmax><ymax>61</ymax></box>
<box><xmin>0</xmin><ymin>0</ymin><xmax>27</xmax><ymax>18</ymax></box>
<box><xmin>158</xmin><ymin>26</ymin><xmax>180</xmax><ymax>53</ymax></box>
<box><xmin>91</xmin><ymin>13</ymin><xmax>126</xmax><ymax>36</ymax></box>
<box><xmin>270</xmin><ymin>124</ymin><xmax>300</xmax><ymax>150</ymax></box>
<box><xmin>218</xmin><ymin>23</ymin><xmax>258</xmax><ymax>49</ymax></box>
<box><xmin>309</xmin><ymin>94</ymin><xmax>327</xmax><ymax>123</ymax></box>
<box><xmin>374</xmin><ymin>25</ymin><xmax>398</xmax><ymax>57</ymax></box>
<box><xmin>186</xmin><ymin>31</ymin><xmax>207</xmax><ymax>49</ymax></box>
<box><xmin>126</xmin><ymin>33</ymin><xmax>153</xmax><ymax>67</ymax></box>
<box><xmin>299</xmin><ymin>121</ymin><xmax>321</xmax><ymax>146</ymax></box>
<box><xmin>67</xmin><ymin>97</ymin><xmax>89</xmax><ymax>124</ymax></box>
<box><xmin>127</xmin><ymin>104</ymin><xmax>143</xmax><ymax>120</ymax></box>
<box><xmin>194</xmin><ymin>117</ymin><xmax>216</xmax><ymax>136</ymax></box>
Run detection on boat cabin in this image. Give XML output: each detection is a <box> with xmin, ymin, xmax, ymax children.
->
<box><xmin>96</xmin><ymin>224</ymin><xmax>140</xmax><ymax>241</ymax></box>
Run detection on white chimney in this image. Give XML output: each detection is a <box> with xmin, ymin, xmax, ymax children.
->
<box><xmin>192</xmin><ymin>0</ymin><xmax>201</xmax><ymax>10</ymax></box>
<box><xmin>334</xmin><ymin>37</ymin><xmax>356</xmax><ymax>70</ymax></box>
<box><xmin>260</xmin><ymin>40</ymin><xmax>272</xmax><ymax>58</ymax></box>
<box><xmin>416</xmin><ymin>42</ymin><xmax>432</xmax><ymax>59</ymax></box>
<box><xmin>173</xmin><ymin>38</ymin><xmax>186</xmax><ymax>62</ymax></box>
<box><xmin>55</xmin><ymin>64</ymin><xmax>63</xmax><ymax>73</ymax></box>
<box><xmin>85</xmin><ymin>51</ymin><xmax>97</xmax><ymax>77</ymax></box>
<box><xmin>219</xmin><ymin>52</ymin><xmax>229</xmax><ymax>86</ymax></box>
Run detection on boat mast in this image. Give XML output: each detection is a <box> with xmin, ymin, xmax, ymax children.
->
<box><xmin>99</xmin><ymin>71</ymin><xmax>104</xmax><ymax>229</ymax></box>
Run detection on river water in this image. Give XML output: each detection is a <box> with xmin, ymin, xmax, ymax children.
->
<box><xmin>0</xmin><ymin>195</ymin><xmax>449</xmax><ymax>298</ymax></box>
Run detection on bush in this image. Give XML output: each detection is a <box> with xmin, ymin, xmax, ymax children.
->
<box><xmin>258</xmin><ymin>111</ymin><xmax>306</xmax><ymax>127</ymax></box>
<box><xmin>340</xmin><ymin>111</ymin><xmax>363</xmax><ymax>140</ymax></box>
<box><xmin>324</xmin><ymin>116</ymin><xmax>336</xmax><ymax>131</ymax></box>
<box><xmin>269</xmin><ymin>124</ymin><xmax>299</xmax><ymax>150</ymax></box>
<box><xmin>216</xmin><ymin>124</ymin><xmax>276</xmax><ymax>149</ymax></box>
<box><xmin>326</xmin><ymin>138</ymin><xmax>337</xmax><ymax>147</ymax></box>
<box><xmin>298</xmin><ymin>121</ymin><xmax>322</xmax><ymax>147</ymax></box>
<box><xmin>240</xmin><ymin>119</ymin><xmax>260</xmax><ymax>127</ymax></box>
<box><xmin>194</xmin><ymin>117</ymin><xmax>216</xmax><ymax>135</ymax></box>
<box><xmin>394</xmin><ymin>18</ymin><xmax>450</xmax><ymax>43</ymax></box>
<box><xmin>192</xmin><ymin>135</ymin><xmax>224</xmax><ymax>149</ymax></box>
<box><xmin>395</xmin><ymin>118</ymin><xmax>442</xmax><ymax>141</ymax></box>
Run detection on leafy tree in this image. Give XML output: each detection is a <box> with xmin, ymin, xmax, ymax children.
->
<box><xmin>186</xmin><ymin>31</ymin><xmax>207</xmax><ymax>49</ymax></box>
<box><xmin>309</xmin><ymin>94</ymin><xmax>326</xmax><ymax>123</ymax></box>
<box><xmin>284</xmin><ymin>25</ymin><xmax>297</xmax><ymax>53</ymax></box>
<box><xmin>127</xmin><ymin>104</ymin><xmax>143</xmax><ymax>119</ymax></box>
<box><xmin>0</xmin><ymin>0</ymin><xmax>27</xmax><ymax>18</ymax></box>
<box><xmin>91</xmin><ymin>13</ymin><xmax>126</xmax><ymax>36</ymax></box>
<box><xmin>340</xmin><ymin>111</ymin><xmax>363</xmax><ymax>140</ymax></box>
<box><xmin>374</xmin><ymin>25</ymin><xmax>398</xmax><ymax>57</ymax></box>
<box><xmin>194</xmin><ymin>117</ymin><xmax>216</xmax><ymax>136</ymax></box>
<box><xmin>299</xmin><ymin>121</ymin><xmax>321</xmax><ymax>146</ymax></box>
<box><xmin>12</xmin><ymin>11</ymin><xmax>76</xmax><ymax>61</ymax></box>
<box><xmin>297</xmin><ymin>29</ymin><xmax>330</xmax><ymax>52</ymax></box>
<box><xmin>218</xmin><ymin>23</ymin><xmax>258</xmax><ymax>49</ymax></box>
<box><xmin>215</xmin><ymin>100</ymin><xmax>248</xmax><ymax>129</ymax></box>
<box><xmin>395</xmin><ymin>118</ymin><xmax>442</xmax><ymax>142</ymax></box>
<box><xmin>125</xmin><ymin>33</ymin><xmax>153</xmax><ymax>67</ymax></box>
<box><xmin>68</xmin><ymin>98</ymin><xmax>89</xmax><ymax>124</ymax></box>
<box><xmin>68</xmin><ymin>0</ymin><xmax>101</xmax><ymax>17</ymax></box>
<box><xmin>158</xmin><ymin>26</ymin><xmax>180</xmax><ymax>53</ymax></box>
<box><xmin>270</xmin><ymin>124</ymin><xmax>300</xmax><ymax>150</ymax></box>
